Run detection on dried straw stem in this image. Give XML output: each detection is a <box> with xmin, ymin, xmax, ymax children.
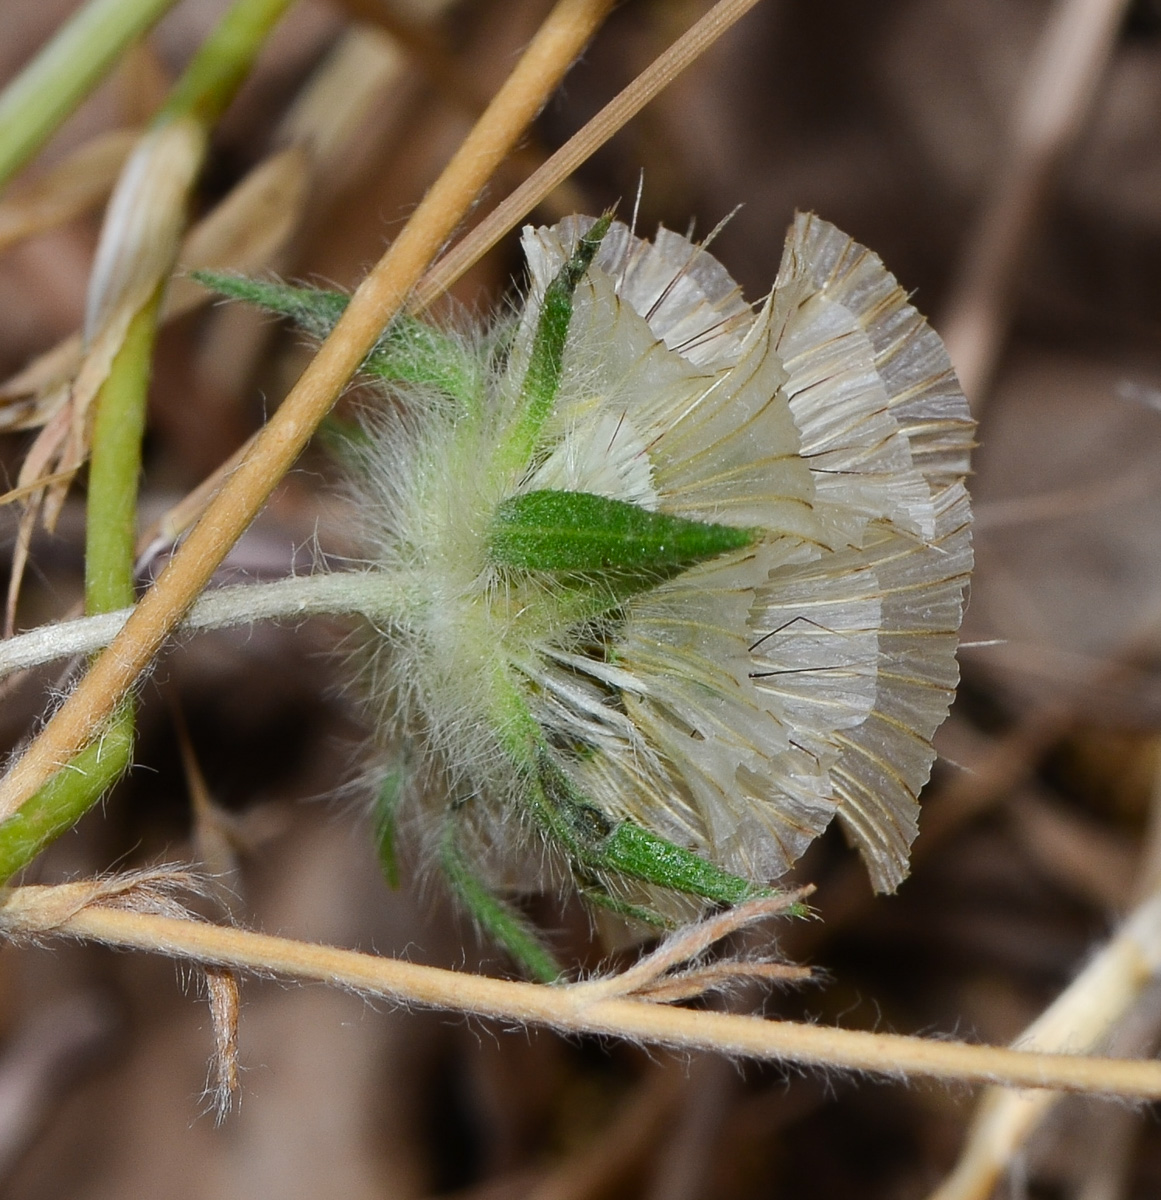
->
<box><xmin>0</xmin><ymin>0</ymin><xmax>615</xmax><ymax>819</ymax></box>
<box><xmin>4</xmin><ymin>885</ymin><xmax>1161</xmax><ymax>1098</ymax></box>
<box><xmin>411</xmin><ymin>0</ymin><xmax>764</xmax><ymax>311</ymax></box>
<box><xmin>926</xmin><ymin>894</ymin><xmax>1161</xmax><ymax>1200</ymax></box>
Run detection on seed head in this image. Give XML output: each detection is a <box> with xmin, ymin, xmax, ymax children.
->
<box><xmin>346</xmin><ymin>211</ymin><xmax>973</xmax><ymax>916</ymax></box>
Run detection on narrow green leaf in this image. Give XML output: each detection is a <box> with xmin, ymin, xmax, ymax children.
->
<box><xmin>156</xmin><ymin>0</ymin><xmax>294</xmax><ymax>129</ymax></box>
<box><xmin>0</xmin><ymin>713</ymin><xmax>132</xmax><ymax>885</ymax></box>
<box><xmin>192</xmin><ymin>271</ymin><xmax>346</xmax><ymax>337</ymax></box>
<box><xmin>498</xmin><ymin>214</ymin><xmax>613</xmax><ymax>474</ymax></box>
<box><xmin>530</xmin><ymin>743</ymin><xmax>761</xmax><ymax>911</ymax></box>
<box><xmin>192</xmin><ymin>272</ymin><xmax>480</xmax><ymax>404</ymax></box>
<box><xmin>520</xmin><ymin>214</ymin><xmax>612</xmax><ymax>416</ymax></box>
<box><xmin>489</xmin><ymin>489</ymin><xmax>756</xmax><ymax>573</ymax></box>
<box><xmin>579</xmin><ymin>885</ymin><xmax>669</xmax><ymax>928</ymax></box>
<box><xmin>441</xmin><ymin>826</ymin><xmax>562</xmax><ymax>983</ymax></box>
<box><xmin>372</xmin><ymin>762</ymin><xmax>407</xmax><ymax>889</ymax></box>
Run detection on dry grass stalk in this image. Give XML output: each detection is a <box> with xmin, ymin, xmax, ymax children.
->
<box><xmin>926</xmin><ymin>893</ymin><xmax>1161</xmax><ymax>1199</ymax></box>
<box><xmin>2</xmin><ymin>880</ymin><xmax>1160</xmax><ymax>1098</ymax></box>
<box><xmin>410</xmin><ymin>0</ymin><xmax>764</xmax><ymax>311</ymax></box>
<box><xmin>926</xmin><ymin>748</ymin><xmax>1161</xmax><ymax>1198</ymax></box>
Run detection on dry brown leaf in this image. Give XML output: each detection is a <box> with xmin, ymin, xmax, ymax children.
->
<box><xmin>0</xmin><ymin>129</ymin><xmax>140</xmax><ymax>252</ymax></box>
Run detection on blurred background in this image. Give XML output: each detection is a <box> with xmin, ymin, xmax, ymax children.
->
<box><xmin>3</xmin><ymin>0</ymin><xmax>1161</xmax><ymax>1195</ymax></box>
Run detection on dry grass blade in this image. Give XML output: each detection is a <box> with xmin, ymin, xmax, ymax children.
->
<box><xmin>1</xmin><ymin>118</ymin><xmax>205</xmax><ymax>633</ymax></box>
<box><xmin>5</xmin><ymin>404</ymin><xmax>74</xmax><ymax>636</ymax></box>
<box><xmin>0</xmin><ymin>471</ymin><xmax>76</xmax><ymax>507</ymax></box>
<box><xmin>203</xmin><ymin>966</ymin><xmax>240</xmax><ymax>1122</ymax></box>
<box><xmin>927</xmin><ymin>892</ymin><xmax>1161</xmax><ymax>1199</ymax></box>
<box><xmin>0</xmin><ymin>147</ymin><xmax>313</xmax><ymax>433</ymax></box>
<box><xmin>0</xmin><ymin>339</ymin><xmax>79</xmax><ymax>432</ymax></box>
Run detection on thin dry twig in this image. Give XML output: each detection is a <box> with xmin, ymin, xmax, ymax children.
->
<box><xmin>926</xmin><ymin>892</ymin><xmax>1161</xmax><ymax>1200</ymax></box>
<box><xmin>572</xmin><ymin>890</ymin><xmax>811</xmax><ymax>1001</ymax></box>
<box><xmin>410</xmin><ymin>0</ymin><xmax>764</xmax><ymax>311</ymax></box>
<box><xmin>634</xmin><ymin>961</ymin><xmax>813</xmax><ymax>1005</ymax></box>
<box><xmin>2</xmin><ymin>882</ymin><xmax>1161</xmax><ymax>1097</ymax></box>
<box><xmin>926</xmin><ymin>746</ymin><xmax>1161</xmax><ymax>1199</ymax></box>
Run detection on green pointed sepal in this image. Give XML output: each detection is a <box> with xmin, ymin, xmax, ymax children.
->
<box><xmin>530</xmin><ymin>745</ymin><xmax>772</xmax><ymax>918</ymax></box>
<box><xmin>489</xmin><ymin>488</ymin><xmax>756</xmax><ymax>576</ymax></box>
<box><xmin>190</xmin><ymin>271</ymin><xmax>481</xmax><ymax>403</ymax></box>
<box><xmin>371</xmin><ymin>760</ymin><xmax>407</xmax><ymax>889</ymax></box>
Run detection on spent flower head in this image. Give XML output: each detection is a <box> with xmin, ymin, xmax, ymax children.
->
<box><xmin>202</xmin><ymin>210</ymin><xmax>973</xmax><ymax>980</ymax></box>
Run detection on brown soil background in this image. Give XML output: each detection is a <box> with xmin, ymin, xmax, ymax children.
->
<box><xmin>4</xmin><ymin>0</ymin><xmax>1161</xmax><ymax>1196</ymax></box>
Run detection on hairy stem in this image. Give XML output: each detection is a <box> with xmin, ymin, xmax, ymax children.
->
<box><xmin>3</xmin><ymin>886</ymin><xmax>1161</xmax><ymax>1098</ymax></box>
<box><xmin>0</xmin><ymin>572</ymin><xmax>419</xmax><ymax>680</ymax></box>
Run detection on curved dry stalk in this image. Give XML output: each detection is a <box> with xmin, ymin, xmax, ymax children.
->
<box><xmin>2</xmin><ymin>880</ymin><xmax>1161</xmax><ymax>1097</ymax></box>
<box><xmin>632</xmin><ymin>961</ymin><xmax>813</xmax><ymax>1005</ymax></box>
<box><xmin>571</xmin><ymin>890</ymin><xmax>812</xmax><ymax>1001</ymax></box>
<box><xmin>926</xmin><ymin>891</ymin><xmax>1161</xmax><ymax>1200</ymax></box>
<box><xmin>0</xmin><ymin>0</ymin><xmax>616</xmax><ymax>821</ymax></box>
<box><xmin>410</xmin><ymin>0</ymin><xmax>764</xmax><ymax>312</ymax></box>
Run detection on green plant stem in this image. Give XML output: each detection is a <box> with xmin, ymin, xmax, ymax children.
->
<box><xmin>0</xmin><ymin>734</ymin><xmax>133</xmax><ymax>884</ymax></box>
<box><xmin>0</xmin><ymin>290</ymin><xmax>161</xmax><ymax>883</ymax></box>
<box><xmin>0</xmin><ymin>572</ymin><xmax>420</xmax><ymax>679</ymax></box>
<box><xmin>86</xmin><ymin>290</ymin><xmax>160</xmax><ymax>616</ymax></box>
<box><xmin>0</xmin><ymin>569</ymin><xmax>422</xmax><ymax>879</ymax></box>
<box><xmin>157</xmin><ymin>0</ymin><xmax>297</xmax><ymax>129</ymax></box>
<box><xmin>0</xmin><ymin>0</ymin><xmax>297</xmax><ymax>877</ymax></box>
<box><xmin>0</xmin><ymin>0</ymin><xmax>180</xmax><ymax>191</ymax></box>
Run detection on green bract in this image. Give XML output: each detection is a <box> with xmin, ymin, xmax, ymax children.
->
<box><xmin>488</xmin><ymin>490</ymin><xmax>756</xmax><ymax>573</ymax></box>
<box><xmin>204</xmin><ymin>212</ymin><xmax>974</xmax><ymax>981</ymax></box>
